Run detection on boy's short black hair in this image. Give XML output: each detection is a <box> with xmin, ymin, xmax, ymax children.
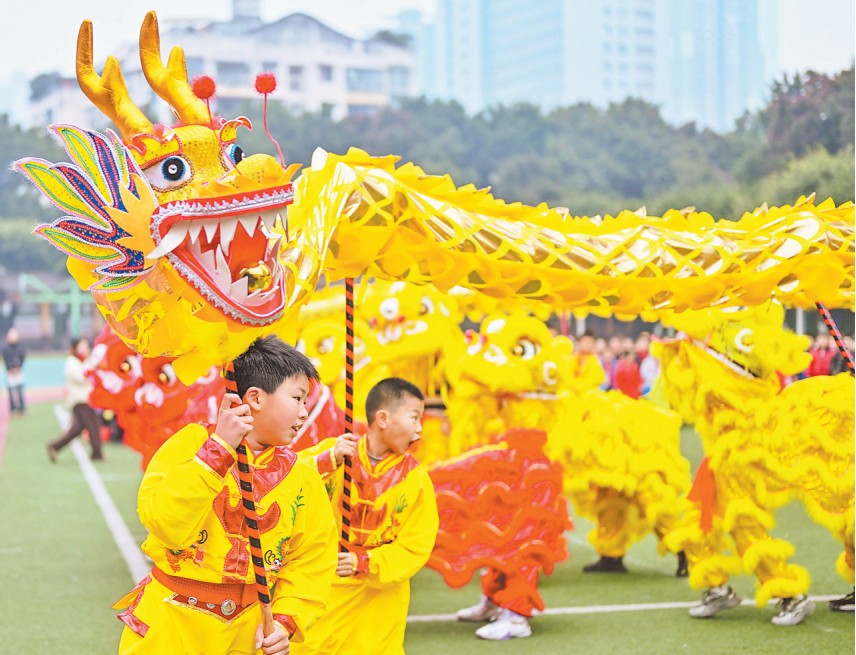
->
<box><xmin>232</xmin><ymin>335</ymin><xmax>319</xmax><ymax>399</ymax></box>
<box><xmin>365</xmin><ymin>377</ymin><xmax>424</xmax><ymax>426</ymax></box>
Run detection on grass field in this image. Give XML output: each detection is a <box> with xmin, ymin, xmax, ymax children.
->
<box><xmin>0</xmin><ymin>403</ymin><xmax>853</xmax><ymax>654</ymax></box>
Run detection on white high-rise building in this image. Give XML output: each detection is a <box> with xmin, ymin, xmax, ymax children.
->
<box><xmin>420</xmin><ymin>0</ymin><xmax>770</xmax><ymax>131</ymax></box>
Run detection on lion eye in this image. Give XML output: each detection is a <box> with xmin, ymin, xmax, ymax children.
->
<box><xmin>158</xmin><ymin>363</ymin><xmax>177</xmax><ymax>386</ymax></box>
<box><xmin>512</xmin><ymin>338</ymin><xmax>539</xmax><ymax>360</ymax></box>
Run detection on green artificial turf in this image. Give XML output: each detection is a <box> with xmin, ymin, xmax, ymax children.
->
<box><xmin>1</xmin><ymin>408</ymin><xmax>852</xmax><ymax>654</ymax></box>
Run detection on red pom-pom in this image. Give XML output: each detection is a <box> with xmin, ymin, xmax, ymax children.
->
<box><xmin>255</xmin><ymin>73</ymin><xmax>277</xmax><ymax>94</ymax></box>
<box><xmin>192</xmin><ymin>76</ymin><xmax>216</xmax><ymax>100</ymax></box>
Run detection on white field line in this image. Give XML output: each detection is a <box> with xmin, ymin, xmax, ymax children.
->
<box><xmin>70</xmin><ymin>439</ymin><xmax>149</xmax><ymax>582</ymax></box>
<box><xmin>406</xmin><ymin>596</ymin><xmax>842</xmax><ymax>623</ymax></box>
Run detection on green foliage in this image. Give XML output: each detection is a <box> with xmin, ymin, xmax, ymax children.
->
<box><xmin>0</xmin><ymin>216</ymin><xmax>68</xmax><ymax>275</ymax></box>
<box><xmin>751</xmin><ymin>145</ymin><xmax>856</xmax><ymax>207</ymax></box>
<box><xmin>0</xmin><ymin>114</ymin><xmax>66</xmax><ymax>220</ymax></box>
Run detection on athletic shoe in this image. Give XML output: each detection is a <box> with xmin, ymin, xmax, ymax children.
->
<box><xmin>456</xmin><ymin>595</ymin><xmax>501</xmax><ymax>623</ymax></box>
<box><xmin>475</xmin><ymin>609</ymin><xmax>532</xmax><ymax>640</ymax></box>
<box><xmin>772</xmin><ymin>594</ymin><xmax>815</xmax><ymax>626</ymax></box>
<box><xmin>828</xmin><ymin>589</ymin><xmax>855</xmax><ymax>612</ymax></box>
<box><xmin>689</xmin><ymin>585</ymin><xmax>742</xmax><ymax>618</ymax></box>
<box><xmin>583</xmin><ymin>556</ymin><xmax>627</xmax><ymax>573</ymax></box>
<box><xmin>47</xmin><ymin>444</ymin><xmax>58</xmax><ymax>463</ymax></box>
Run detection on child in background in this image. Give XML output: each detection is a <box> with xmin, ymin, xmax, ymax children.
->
<box><xmin>294</xmin><ymin>378</ymin><xmax>439</xmax><ymax>655</ymax></box>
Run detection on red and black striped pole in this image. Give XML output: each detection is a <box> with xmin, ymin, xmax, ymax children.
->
<box><xmin>339</xmin><ymin>277</ymin><xmax>355</xmax><ymax>552</ymax></box>
<box><xmin>816</xmin><ymin>302</ymin><xmax>855</xmax><ymax>376</ymax></box>
<box><xmin>223</xmin><ymin>362</ymin><xmax>276</xmax><ymax>637</ymax></box>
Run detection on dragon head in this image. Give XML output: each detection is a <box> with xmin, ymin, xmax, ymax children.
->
<box><xmin>16</xmin><ymin>13</ymin><xmax>306</xmax><ymax>382</ymax></box>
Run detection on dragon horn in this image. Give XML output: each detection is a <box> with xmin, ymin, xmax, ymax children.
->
<box><xmin>139</xmin><ymin>11</ymin><xmax>210</xmax><ymax>126</ymax></box>
<box><xmin>76</xmin><ymin>20</ymin><xmax>154</xmax><ymax>141</ymax></box>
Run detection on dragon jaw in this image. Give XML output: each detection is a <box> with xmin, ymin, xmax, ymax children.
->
<box><xmin>149</xmin><ymin>185</ymin><xmax>293</xmax><ymax>325</ymax></box>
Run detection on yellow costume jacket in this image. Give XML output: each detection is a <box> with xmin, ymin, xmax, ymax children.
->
<box><xmin>293</xmin><ymin>437</ymin><xmax>439</xmax><ymax>655</ymax></box>
<box><xmin>115</xmin><ymin>424</ymin><xmax>337</xmax><ymax>654</ymax></box>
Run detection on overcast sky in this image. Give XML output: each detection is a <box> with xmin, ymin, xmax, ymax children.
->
<box><xmin>2</xmin><ymin>0</ymin><xmax>853</xmax><ymax>81</ymax></box>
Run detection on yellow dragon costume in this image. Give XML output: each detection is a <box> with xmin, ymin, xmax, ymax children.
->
<box><xmin>655</xmin><ymin>302</ymin><xmax>854</xmax><ymax>624</ymax></box>
<box><xmin>15</xmin><ymin>9</ymin><xmax>854</xmax><ymax>642</ymax></box>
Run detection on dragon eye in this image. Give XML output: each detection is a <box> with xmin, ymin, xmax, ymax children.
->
<box><xmin>144</xmin><ymin>156</ymin><xmax>192</xmax><ymax>190</ymax></box>
<box><xmin>224</xmin><ymin>144</ymin><xmax>244</xmax><ymax>166</ymax></box>
<box><xmin>419</xmin><ymin>297</ymin><xmax>434</xmax><ymax>316</ymax></box>
<box><xmin>119</xmin><ymin>358</ymin><xmax>133</xmax><ymax>373</ymax></box>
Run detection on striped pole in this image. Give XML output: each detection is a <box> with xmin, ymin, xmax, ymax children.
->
<box><xmin>816</xmin><ymin>303</ymin><xmax>855</xmax><ymax>376</ymax></box>
<box><xmin>223</xmin><ymin>362</ymin><xmax>275</xmax><ymax>637</ymax></box>
<box><xmin>340</xmin><ymin>277</ymin><xmax>355</xmax><ymax>552</ymax></box>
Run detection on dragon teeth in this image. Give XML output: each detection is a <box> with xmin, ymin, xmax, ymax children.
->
<box><xmin>148</xmin><ymin>224</ymin><xmax>188</xmax><ymax>259</ymax></box>
<box><xmin>202</xmin><ymin>220</ymin><xmax>219</xmax><ymax>241</ymax></box>
<box><xmin>239</xmin><ymin>215</ymin><xmax>259</xmax><ymax>236</ymax></box>
<box><xmin>229</xmin><ymin>276</ymin><xmax>249</xmax><ymax>302</ymax></box>
<box><xmin>260</xmin><ymin>210</ymin><xmax>277</xmax><ymax>235</ymax></box>
<box><xmin>187</xmin><ymin>222</ymin><xmax>203</xmax><ymax>243</ymax></box>
<box><xmin>219</xmin><ymin>219</ymin><xmax>238</xmax><ymax>252</ymax></box>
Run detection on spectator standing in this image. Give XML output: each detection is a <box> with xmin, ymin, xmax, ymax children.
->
<box><xmin>47</xmin><ymin>337</ymin><xmax>104</xmax><ymax>462</ymax></box>
<box><xmin>2</xmin><ymin>327</ymin><xmax>26</xmax><ymax>416</ymax></box>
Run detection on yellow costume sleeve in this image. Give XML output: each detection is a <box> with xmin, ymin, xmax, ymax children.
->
<box><xmin>295</xmin><ymin>437</ymin><xmax>339</xmax><ymax>478</ymax></box>
<box><xmin>367</xmin><ymin>467</ymin><xmax>439</xmax><ymax>585</ymax></box>
<box><xmin>270</xmin><ymin>461</ymin><xmax>338</xmax><ymax>642</ymax></box>
<box><xmin>138</xmin><ymin>423</ymin><xmax>236</xmax><ymax>550</ymax></box>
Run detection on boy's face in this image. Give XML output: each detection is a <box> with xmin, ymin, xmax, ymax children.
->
<box><xmin>246</xmin><ymin>373</ymin><xmax>310</xmax><ymax>449</ymax></box>
<box><xmin>375</xmin><ymin>394</ymin><xmax>424</xmax><ymax>456</ymax></box>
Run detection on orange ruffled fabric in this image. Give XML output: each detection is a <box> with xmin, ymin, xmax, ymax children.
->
<box><xmin>426</xmin><ymin>429</ymin><xmax>571</xmax><ymax>613</ymax></box>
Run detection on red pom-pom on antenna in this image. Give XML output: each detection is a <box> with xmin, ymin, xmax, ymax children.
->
<box><xmin>255</xmin><ymin>73</ymin><xmax>277</xmax><ymax>95</ymax></box>
<box><xmin>192</xmin><ymin>76</ymin><xmax>216</xmax><ymax>100</ymax></box>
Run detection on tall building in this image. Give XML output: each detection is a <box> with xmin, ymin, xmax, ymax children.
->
<box><xmin>421</xmin><ymin>0</ymin><xmax>769</xmax><ymax>131</ymax></box>
<box><xmin>29</xmin><ymin>2</ymin><xmax>415</xmax><ymax>128</ymax></box>
<box><xmin>660</xmin><ymin>0</ymin><xmax>767</xmax><ymax>130</ymax></box>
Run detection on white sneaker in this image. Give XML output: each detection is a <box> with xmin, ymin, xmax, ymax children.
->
<box><xmin>456</xmin><ymin>595</ymin><xmax>501</xmax><ymax>622</ymax></box>
<box><xmin>475</xmin><ymin>609</ymin><xmax>532</xmax><ymax>640</ymax></box>
<box><xmin>772</xmin><ymin>594</ymin><xmax>815</xmax><ymax>626</ymax></box>
<box><xmin>689</xmin><ymin>585</ymin><xmax>743</xmax><ymax>618</ymax></box>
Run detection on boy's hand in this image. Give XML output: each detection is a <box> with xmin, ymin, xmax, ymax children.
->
<box><xmin>336</xmin><ymin>551</ymin><xmax>357</xmax><ymax>577</ymax></box>
<box><xmin>214</xmin><ymin>393</ymin><xmax>253</xmax><ymax>449</ymax></box>
<box><xmin>255</xmin><ymin>622</ymin><xmax>289</xmax><ymax>654</ymax></box>
<box><xmin>333</xmin><ymin>432</ymin><xmax>359</xmax><ymax>466</ymax></box>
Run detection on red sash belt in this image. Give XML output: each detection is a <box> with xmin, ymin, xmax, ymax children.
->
<box><xmin>151</xmin><ymin>566</ymin><xmax>257</xmax><ymax>619</ymax></box>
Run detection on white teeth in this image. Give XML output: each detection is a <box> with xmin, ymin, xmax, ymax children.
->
<box><xmin>239</xmin><ymin>215</ymin><xmax>259</xmax><ymax>236</ymax></box>
<box><xmin>202</xmin><ymin>220</ymin><xmax>219</xmax><ymax>241</ymax></box>
<box><xmin>187</xmin><ymin>222</ymin><xmax>203</xmax><ymax>243</ymax></box>
<box><xmin>260</xmin><ymin>211</ymin><xmax>277</xmax><ymax>235</ymax></box>
<box><xmin>229</xmin><ymin>276</ymin><xmax>249</xmax><ymax>302</ymax></box>
<box><xmin>274</xmin><ymin>212</ymin><xmax>285</xmax><ymax>233</ymax></box>
<box><xmin>219</xmin><ymin>219</ymin><xmax>238</xmax><ymax>252</ymax></box>
<box><xmin>148</xmin><ymin>224</ymin><xmax>188</xmax><ymax>259</ymax></box>
<box><xmin>265</xmin><ymin>236</ymin><xmax>283</xmax><ymax>260</ymax></box>
<box><xmin>197</xmin><ymin>247</ymin><xmax>216</xmax><ymax>271</ymax></box>
<box><xmin>214</xmin><ymin>247</ymin><xmax>231</xmax><ymax>289</ymax></box>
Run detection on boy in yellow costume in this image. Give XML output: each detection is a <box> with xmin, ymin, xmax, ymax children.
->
<box><xmin>114</xmin><ymin>336</ymin><xmax>337</xmax><ymax>654</ymax></box>
<box><xmin>294</xmin><ymin>378</ymin><xmax>439</xmax><ymax>655</ymax></box>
